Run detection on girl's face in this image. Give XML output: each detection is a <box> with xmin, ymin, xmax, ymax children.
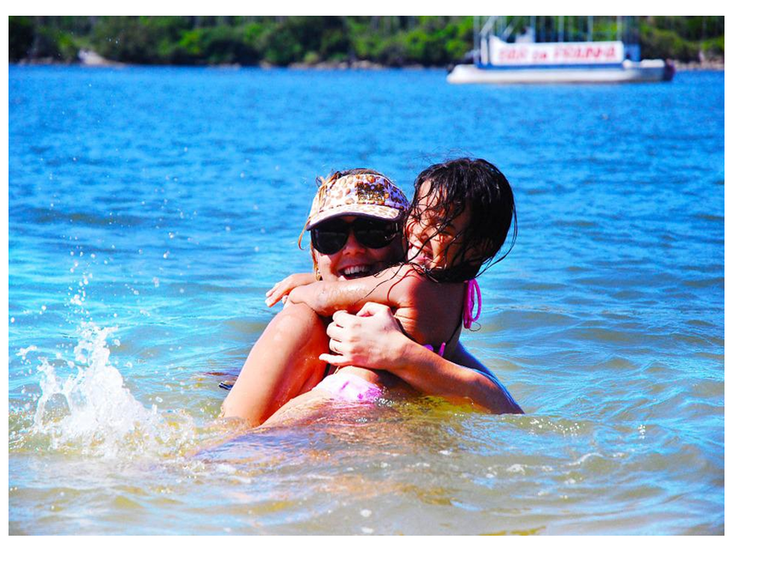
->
<box><xmin>312</xmin><ymin>216</ymin><xmax>403</xmax><ymax>281</ymax></box>
<box><xmin>405</xmin><ymin>181</ymin><xmax>473</xmax><ymax>271</ymax></box>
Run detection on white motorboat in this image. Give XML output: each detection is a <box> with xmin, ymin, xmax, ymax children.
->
<box><xmin>447</xmin><ymin>17</ymin><xmax>675</xmax><ymax>85</ymax></box>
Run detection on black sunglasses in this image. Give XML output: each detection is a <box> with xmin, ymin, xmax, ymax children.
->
<box><xmin>311</xmin><ymin>217</ymin><xmax>400</xmax><ymax>255</ymax></box>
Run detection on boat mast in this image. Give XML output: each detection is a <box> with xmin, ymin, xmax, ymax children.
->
<box><xmin>478</xmin><ymin>16</ymin><xmax>499</xmax><ymax>65</ymax></box>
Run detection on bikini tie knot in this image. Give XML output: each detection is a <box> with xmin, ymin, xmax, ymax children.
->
<box><xmin>463</xmin><ymin>279</ymin><xmax>482</xmax><ymax>329</ymax></box>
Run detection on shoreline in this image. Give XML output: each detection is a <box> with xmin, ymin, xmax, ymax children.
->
<box><xmin>12</xmin><ymin>57</ymin><xmax>438</xmax><ymax>71</ymax></box>
<box><xmin>672</xmin><ymin>59</ymin><xmax>724</xmax><ymax>71</ymax></box>
<box><xmin>13</xmin><ymin>57</ymin><xmax>725</xmax><ymax>72</ymax></box>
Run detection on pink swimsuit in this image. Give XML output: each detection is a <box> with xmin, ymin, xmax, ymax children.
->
<box><xmin>315</xmin><ymin>372</ymin><xmax>384</xmax><ymax>402</ymax></box>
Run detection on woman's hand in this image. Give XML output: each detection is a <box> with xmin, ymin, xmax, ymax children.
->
<box><xmin>319</xmin><ymin>302</ymin><xmax>407</xmax><ymax>369</ymax></box>
<box><xmin>265</xmin><ymin>273</ymin><xmax>317</xmax><ymax>307</ymax></box>
<box><xmin>319</xmin><ymin>304</ymin><xmax>524</xmax><ymax>415</ymax></box>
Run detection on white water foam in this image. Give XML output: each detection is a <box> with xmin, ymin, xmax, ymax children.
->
<box><xmin>31</xmin><ymin>322</ymin><xmax>196</xmax><ymax>459</ymax></box>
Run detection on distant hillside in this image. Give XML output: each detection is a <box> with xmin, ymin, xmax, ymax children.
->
<box><xmin>9</xmin><ymin>16</ymin><xmax>724</xmax><ymax>67</ymax></box>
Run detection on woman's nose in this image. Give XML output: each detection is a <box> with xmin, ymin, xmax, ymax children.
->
<box><xmin>342</xmin><ymin>231</ymin><xmax>365</xmax><ymax>255</ymax></box>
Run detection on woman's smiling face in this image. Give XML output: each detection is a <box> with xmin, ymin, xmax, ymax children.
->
<box><xmin>312</xmin><ymin>216</ymin><xmax>404</xmax><ymax>280</ymax></box>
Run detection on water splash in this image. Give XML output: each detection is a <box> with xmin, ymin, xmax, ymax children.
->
<box><xmin>30</xmin><ymin>322</ymin><xmax>198</xmax><ymax>459</ymax></box>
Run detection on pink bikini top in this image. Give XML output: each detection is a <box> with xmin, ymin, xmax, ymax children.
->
<box><xmin>423</xmin><ymin>279</ymin><xmax>482</xmax><ymax>357</ymax></box>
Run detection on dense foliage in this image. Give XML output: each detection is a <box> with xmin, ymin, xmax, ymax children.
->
<box><xmin>9</xmin><ymin>16</ymin><xmax>724</xmax><ymax>66</ymax></box>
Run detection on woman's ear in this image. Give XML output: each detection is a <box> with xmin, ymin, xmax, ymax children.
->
<box><xmin>311</xmin><ymin>250</ymin><xmax>322</xmax><ymax>280</ymax></box>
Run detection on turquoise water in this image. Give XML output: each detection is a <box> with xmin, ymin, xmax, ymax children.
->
<box><xmin>8</xmin><ymin>66</ymin><xmax>724</xmax><ymax>535</ymax></box>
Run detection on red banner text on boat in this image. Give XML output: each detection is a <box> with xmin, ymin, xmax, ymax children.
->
<box><xmin>489</xmin><ymin>37</ymin><xmax>625</xmax><ymax>66</ymax></box>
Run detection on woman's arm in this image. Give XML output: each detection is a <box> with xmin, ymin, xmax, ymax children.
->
<box><xmin>221</xmin><ymin>303</ymin><xmax>330</xmax><ymax>426</ymax></box>
<box><xmin>320</xmin><ymin>303</ymin><xmax>524</xmax><ymax>414</ymax></box>
<box><xmin>448</xmin><ymin>341</ymin><xmax>524</xmax><ymax>414</ymax></box>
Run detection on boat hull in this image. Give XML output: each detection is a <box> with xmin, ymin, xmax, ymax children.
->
<box><xmin>447</xmin><ymin>60</ymin><xmax>674</xmax><ymax>84</ymax></box>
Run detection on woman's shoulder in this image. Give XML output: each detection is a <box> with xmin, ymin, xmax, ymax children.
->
<box><xmin>450</xmin><ymin>342</ymin><xmax>489</xmax><ymax>371</ymax></box>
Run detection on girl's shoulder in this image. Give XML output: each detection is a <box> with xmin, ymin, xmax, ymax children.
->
<box><xmin>375</xmin><ymin>264</ymin><xmax>464</xmax><ymax>307</ymax></box>
<box><xmin>374</xmin><ymin>263</ymin><xmax>466</xmax><ymax>285</ymax></box>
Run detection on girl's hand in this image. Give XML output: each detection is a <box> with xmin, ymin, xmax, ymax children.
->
<box><xmin>319</xmin><ymin>302</ymin><xmax>407</xmax><ymax>369</ymax></box>
<box><xmin>265</xmin><ymin>273</ymin><xmax>316</xmax><ymax>307</ymax></box>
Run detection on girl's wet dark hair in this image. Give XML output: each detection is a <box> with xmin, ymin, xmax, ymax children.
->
<box><xmin>408</xmin><ymin>158</ymin><xmax>517</xmax><ymax>283</ymax></box>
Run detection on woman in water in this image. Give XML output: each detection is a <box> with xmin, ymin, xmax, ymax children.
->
<box><xmin>221</xmin><ymin>169</ymin><xmax>407</xmax><ymax>425</ymax></box>
<box><xmin>222</xmin><ymin>160</ymin><xmax>522</xmax><ymax>426</ymax></box>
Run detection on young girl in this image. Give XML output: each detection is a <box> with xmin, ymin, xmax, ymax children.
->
<box><xmin>269</xmin><ymin>158</ymin><xmax>522</xmax><ymax>419</ymax></box>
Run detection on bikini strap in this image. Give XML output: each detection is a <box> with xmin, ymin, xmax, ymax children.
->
<box><xmin>463</xmin><ymin>279</ymin><xmax>482</xmax><ymax>328</ymax></box>
<box><xmin>423</xmin><ymin>342</ymin><xmax>447</xmax><ymax>357</ymax></box>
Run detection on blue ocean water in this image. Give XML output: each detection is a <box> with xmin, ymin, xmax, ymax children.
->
<box><xmin>8</xmin><ymin>65</ymin><xmax>724</xmax><ymax>535</ymax></box>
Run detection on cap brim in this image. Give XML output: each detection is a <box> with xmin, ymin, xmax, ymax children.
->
<box><xmin>307</xmin><ymin>204</ymin><xmax>404</xmax><ymax>229</ymax></box>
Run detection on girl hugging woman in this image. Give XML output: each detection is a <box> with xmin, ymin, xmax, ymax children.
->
<box><xmin>222</xmin><ymin>158</ymin><xmax>523</xmax><ymax>427</ymax></box>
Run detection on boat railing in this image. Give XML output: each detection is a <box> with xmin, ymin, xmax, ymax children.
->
<box><xmin>473</xmin><ymin>16</ymin><xmax>644</xmax><ymax>66</ymax></box>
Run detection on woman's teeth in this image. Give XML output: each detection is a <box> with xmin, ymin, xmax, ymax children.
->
<box><xmin>339</xmin><ymin>265</ymin><xmax>371</xmax><ymax>278</ymax></box>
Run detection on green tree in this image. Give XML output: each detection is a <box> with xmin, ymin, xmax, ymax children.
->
<box><xmin>9</xmin><ymin>16</ymin><xmax>35</xmax><ymax>60</ymax></box>
<box><xmin>8</xmin><ymin>16</ymin><xmax>724</xmax><ymax>66</ymax></box>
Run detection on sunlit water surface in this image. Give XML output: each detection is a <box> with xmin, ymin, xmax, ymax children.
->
<box><xmin>9</xmin><ymin>66</ymin><xmax>723</xmax><ymax>534</ymax></box>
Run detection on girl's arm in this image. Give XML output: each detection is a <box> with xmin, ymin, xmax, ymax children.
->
<box><xmin>321</xmin><ymin>303</ymin><xmax>524</xmax><ymax>414</ymax></box>
<box><xmin>287</xmin><ymin>266</ymin><xmax>418</xmax><ymax>317</ymax></box>
<box><xmin>265</xmin><ymin>272</ymin><xmax>317</xmax><ymax>307</ymax></box>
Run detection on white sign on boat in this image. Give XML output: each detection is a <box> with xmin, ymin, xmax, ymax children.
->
<box><xmin>489</xmin><ymin>37</ymin><xmax>625</xmax><ymax>66</ymax></box>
